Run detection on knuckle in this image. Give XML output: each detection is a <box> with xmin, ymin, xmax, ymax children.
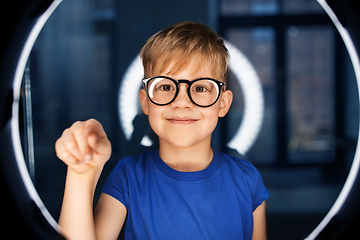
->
<box><xmin>73</xmin><ymin>126</ymin><xmax>84</xmax><ymax>136</ymax></box>
<box><xmin>87</xmin><ymin>118</ymin><xmax>97</xmax><ymax>124</ymax></box>
<box><xmin>55</xmin><ymin>139</ymin><xmax>65</xmax><ymax>153</ymax></box>
<box><xmin>55</xmin><ymin>150</ymin><xmax>62</xmax><ymax>159</ymax></box>
<box><xmin>55</xmin><ymin>138</ymin><xmax>61</xmax><ymax>148</ymax></box>
<box><xmin>66</xmin><ymin>140</ymin><xmax>77</xmax><ymax>150</ymax></box>
<box><xmin>56</xmin><ymin>148</ymin><xmax>67</xmax><ymax>160</ymax></box>
<box><xmin>72</xmin><ymin>121</ymin><xmax>83</xmax><ymax>127</ymax></box>
<box><xmin>71</xmin><ymin>121</ymin><xmax>85</xmax><ymax>131</ymax></box>
<box><xmin>86</xmin><ymin>118</ymin><xmax>100</xmax><ymax>129</ymax></box>
<box><xmin>61</xmin><ymin>128</ymin><xmax>70</xmax><ymax>137</ymax></box>
<box><xmin>60</xmin><ymin>152</ymin><xmax>77</xmax><ymax>165</ymax></box>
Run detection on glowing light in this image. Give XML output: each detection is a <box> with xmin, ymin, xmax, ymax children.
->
<box><xmin>118</xmin><ymin>56</ymin><xmax>143</xmax><ymax>140</ymax></box>
<box><xmin>305</xmin><ymin>1</ymin><xmax>360</xmax><ymax>239</ymax></box>
<box><xmin>11</xmin><ymin>0</ymin><xmax>63</xmax><ymax>231</ymax></box>
<box><xmin>225</xmin><ymin>41</ymin><xmax>264</xmax><ymax>155</ymax></box>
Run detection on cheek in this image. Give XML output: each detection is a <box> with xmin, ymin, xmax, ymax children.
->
<box><xmin>200</xmin><ymin>108</ymin><xmax>220</xmax><ymax>131</ymax></box>
<box><xmin>147</xmin><ymin>105</ymin><xmax>164</xmax><ymax>134</ymax></box>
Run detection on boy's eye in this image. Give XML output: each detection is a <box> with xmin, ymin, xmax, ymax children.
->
<box><xmin>192</xmin><ymin>82</ymin><xmax>214</xmax><ymax>93</ymax></box>
<box><xmin>159</xmin><ymin>84</ymin><xmax>174</xmax><ymax>91</ymax></box>
<box><xmin>194</xmin><ymin>86</ymin><xmax>207</xmax><ymax>92</ymax></box>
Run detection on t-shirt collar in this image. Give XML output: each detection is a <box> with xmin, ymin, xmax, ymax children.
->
<box><xmin>151</xmin><ymin>150</ymin><xmax>221</xmax><ymax>181</ymax></box>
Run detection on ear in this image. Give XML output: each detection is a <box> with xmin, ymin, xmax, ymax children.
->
<box><xmin>139</xmin><ymin>89</ymin><xmax>149</xmax><ymax>115</ymax></box>
<box><xmin>218</xmin><ymin>90</ymin><xmax>233</xmax><ymax>118</ymax></box>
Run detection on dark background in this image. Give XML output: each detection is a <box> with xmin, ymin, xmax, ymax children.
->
<box><xmin>1</xmin><ymin>0</ymin><xmax>360</xmax><ymax>239</ymax></box>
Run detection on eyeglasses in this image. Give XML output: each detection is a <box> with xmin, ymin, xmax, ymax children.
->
<box><xmin>142</xmin><ymin>76</ymin><xmax>226</xmax><ymax>108</ymax></box>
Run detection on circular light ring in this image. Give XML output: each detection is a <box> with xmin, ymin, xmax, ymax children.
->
<box><xmin>10</xmin><ymin>0</ymin><xmax>63</xmax><ymax>232</ymax></box>
<box><xmin>305</xmin><ymin>0</ymin><xmax>360</xmax><ymax>238</ymax></box>
<box><xmin>118</xmin><ymin>41</ymin><xmax>265</xmax><ymax>155</ymax></box>
<box><xmin>225</xmin><ymin>41</ymin><xmax>264</xmax><ymax>155</ymax></box>
<box><xmin>5</xmin><ymin>0</ymin><xmax>360</xmax><ymax>238</ymax></box>
<box><xmin>118</xmin><ymin>56</ymin><xmax>144</xmax><ymax>140</ymax></box>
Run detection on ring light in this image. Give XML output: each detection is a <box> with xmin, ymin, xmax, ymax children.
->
<box><xmin>306</xmin><ymin>0</ymin><xmax>360</xmax><ymax>238</ymax></box>
<box><xmin>1</xmin><ymin>0</ymin><xmax>360</xmax><ymax>238</ymax></box>
<box><xmin>225</xmin><ymin>41</ymin><xmax>264</xmax><ymax>155</ymax></box>
<box><xmin>10</xmin><ymin>0</ymin><xmax>63</xmax><ymax>232</ymax></box>
<box><xmin>119</xmin><ymin>56</ymin><xmax>143</xmax><ymax>141</ymax></box>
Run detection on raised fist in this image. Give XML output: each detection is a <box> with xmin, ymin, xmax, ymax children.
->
<box><xmin>55</xmin><ymin>119</ymin><xmax>111</xmax><ymax>174</ymax></box>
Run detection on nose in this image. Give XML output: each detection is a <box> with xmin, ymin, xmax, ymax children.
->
<box><xmin>171</xmin><ymin>84</ymin><xmax>194</xmax><ymax>109</ymax></box>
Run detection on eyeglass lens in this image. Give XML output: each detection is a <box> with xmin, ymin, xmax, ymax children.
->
<box><xmin>146</xmin><ymin>77</ymin><xmax>220</xmax><ymax>107</ymax></box>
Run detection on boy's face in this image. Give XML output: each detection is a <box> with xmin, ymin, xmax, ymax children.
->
<box><xmin>139</xmin><ymin>59</ymin><xmax>233</xmax><ymax>150</ymax></box>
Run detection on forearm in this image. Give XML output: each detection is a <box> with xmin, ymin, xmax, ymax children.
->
<box><xmin>59</xmin><ymin>166</ymin><xmax>103</xmax><ymax>240</ymax></box>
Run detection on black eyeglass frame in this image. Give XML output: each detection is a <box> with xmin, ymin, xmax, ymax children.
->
<box><xmin>142</xmin><ymin>75</ymin><xmax>226</xmax><ymax>108</ymax></box>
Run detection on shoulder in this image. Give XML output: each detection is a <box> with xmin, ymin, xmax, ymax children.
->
<box><xmin>102</xmin><ymin>151</ymin><xmax>154</xmax><ymax>193</ymax></box>
<box><xmin>218</xmin><ymin>151</ymin><xmax>259</xmax><ymax>176</ymax></box>
<box><xmin>217</xmin><ymin>151</ymin><xmax>266</xmax><ymax>191</ymax></box>
<box><xmin>217</xmin><ymin>151</ymin><xmax>269</xmax><ymax>209</ymax></box>
<box><xmin>114</xmin><ymin>151</ymin><xmax>153</xmax><ymax>170</ymax></box>
<box><xmin>106</xmin><ymin>151</ymin><xmax>155</xmax><ymax>184</ymax></box>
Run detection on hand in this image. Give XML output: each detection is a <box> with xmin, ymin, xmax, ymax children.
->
<box><xmin>55</xmin><ymin>119</ymin><xmax>111</xmax><ymax>174</ymax></box>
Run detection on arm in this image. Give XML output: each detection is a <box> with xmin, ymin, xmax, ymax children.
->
<box><xmin>94</xmin><ymin>193</ymin><xmax>127</xmax><ymax>240</ymax></box>
<box><xmin>252</xmin><ymin>201</ymin><xmax>267</xmax><ymax>240</ymax></box>
<box><xmin>58</xmin><ymin>167</ymin><xmax>102</xmax><ymax>240</ymax></box>
<box><xmin>56</xmin><ymin>119</ymin><xmax>113</xmax><ymax>240</ymax></box>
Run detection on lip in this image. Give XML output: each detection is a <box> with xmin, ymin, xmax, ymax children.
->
<box><xmin>166</xmin><ymin>117</ymin><xmax>199</xmax><ymax>124</ymax></box>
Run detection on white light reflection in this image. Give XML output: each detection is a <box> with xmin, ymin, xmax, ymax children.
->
<box><xmin>305</xmin><ymin>1</ymin><xmax>360</xmax><ymax>239</ymax></box>
<box><xmin>11</xmin><ymin>0</ymin><xmax>63</xmax><ymax>231</ymax></box>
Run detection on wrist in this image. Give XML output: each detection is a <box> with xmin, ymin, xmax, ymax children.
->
<box><xmin>68</xmin><ymin>164</ymin><xmax>103</xmax><ymax>177</ymax></box>
<box><xmin>66</xmin><ymin>165</ymin><xmax>103</xmax><ymax>191</ymax></box>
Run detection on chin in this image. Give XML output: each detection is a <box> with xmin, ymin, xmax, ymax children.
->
<box><xmin>162</xmin><ymin>134</ymin><xmax>211</xmax><ymax>149</ymax></box>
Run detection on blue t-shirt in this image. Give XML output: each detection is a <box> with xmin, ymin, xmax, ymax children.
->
<box><xmin>102</xmin><ymin>150</ymin><xmax>269</xmax><ymax>240</ymax></box>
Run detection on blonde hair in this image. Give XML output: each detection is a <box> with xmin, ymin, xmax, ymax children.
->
<box><xmin>140</xmin><ymin>22</ymin><xmax>228</xmax><ymax>81</ymax></box>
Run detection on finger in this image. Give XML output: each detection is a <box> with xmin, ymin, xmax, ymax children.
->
<box><xmin>87</xmin><ymin>133</ymin><xmax>98</xmax><ymax>150</ymax></box>
<box><xmin>61</xmin><ymin>150</ymin><xmax>80</xmax><ymax>165</ymax></box>
<box><xmin>82</xmin><ymin>119</ymin><xmax>105</xmax><ymax>162</ymax></box>
<box><xmin>55</xmin><ymin>138</ymin><xmax>79</xmax><ymax>165</ymax></box>
<box><xmin>84</xmin><ymin>120</ymin><xmax>111</xmax><ymax>162</ymax></box>
<box><xmin>84</xmin><ymin>119</ymin><xmax>107</xmax><ymax>140</ymax></box>
<box><xmin>84</xmin><ymin>119</ymin><xmax>108</xmax><ymax>152</ymax></box>
<box><xmin>73</xmin><ymin>126</ymin><xmax>93</xmax><ymax>163</ymax></box>
<box><xmin>61</xmin><ymin>128</ymin><xmax>83</xmax><ymax>162</ymax></box>
<box><xmin>87</xmin><ymin>133</ymin><xmax>111</xmax><ymax>158</ymax></box>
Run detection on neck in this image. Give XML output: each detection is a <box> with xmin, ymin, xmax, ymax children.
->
<box><xmin>158</xmin><ymin>140</ymin><xmax>213</xmax><ymax>172</ymax></box>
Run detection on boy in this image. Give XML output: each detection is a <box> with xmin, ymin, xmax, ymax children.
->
<box><xmin>55</xmin><ymin>22</ymin><xmax>269</xmax><ymax>240</ymax></box>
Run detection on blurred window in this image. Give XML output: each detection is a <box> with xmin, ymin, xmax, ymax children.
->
<box><xmin>219</xmin><ymin>0</ymin><xmax>341</xmax><ymax>166</ymax></box>
<box><xmin>219</xmin><ymin>1</ymin><xmax>358</xmax><ymax>238</ymax></box>
<box><xmin>287</xmin><ymin>26</ymin><xmax>335</xmax><ymax>163</ymax></box>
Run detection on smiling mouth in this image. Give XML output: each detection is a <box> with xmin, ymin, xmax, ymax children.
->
<box><xmin>166</xmin><ymin>117</ymin><xmax>199</xmax><ymax>124</ymax></box>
